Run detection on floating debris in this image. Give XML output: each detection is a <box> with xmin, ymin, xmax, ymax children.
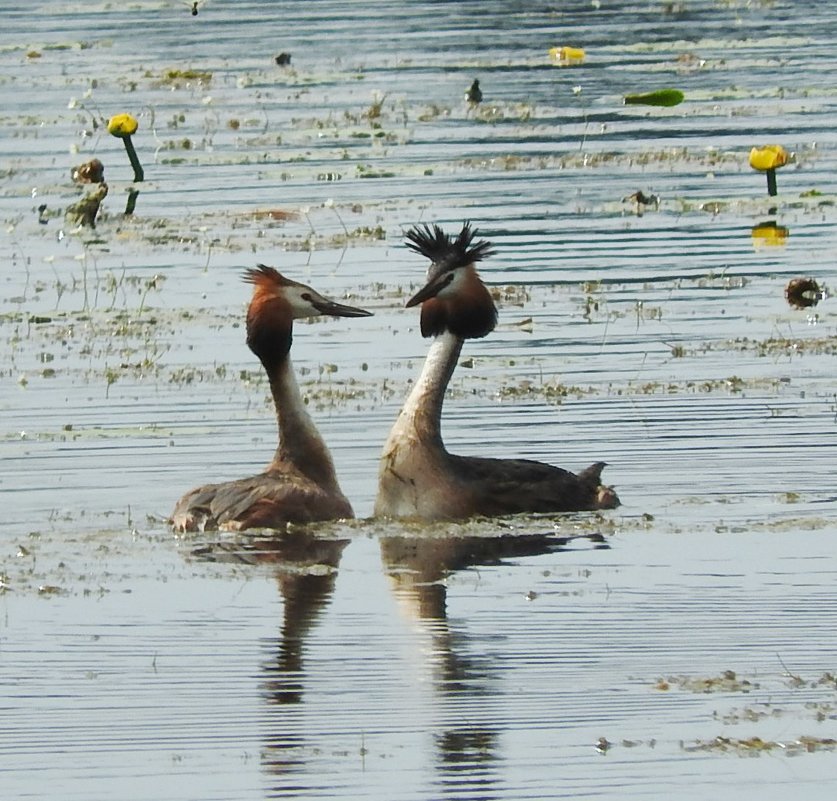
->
<box><xmin>65</xmin><ymin>182</ymin><xmax>108</xmax><ymax>228</ymax></box>
<box><xmin>683</xmin><ymin>735</ymin><xmax>837</xmax><ymax>755</ymax></box>
<box><xmin>159</xmin><ymin>68</ymin><xmax>212</xmax><ymax>87</ymax></box>
<box><xmin>654</xmin><ymin>670</ymin><xmax>756</xmax><ymax>693</ymax></box>
<box><xmin>785</xmin><ymin>276</ymin><xmax>823</xmax><ymax>309</ymax></box>
<box><xmin>624</xmin><ymin>189</ymin><xmax>660</xmax><ymax>215</ymax></box>
<box><xmin>252</xmin><ymin>209</ymin><xmax>299</xmax><ymax>222</ymax></box>
<box><xmin>71</xmin><ymin>158</ymin><xmax>105</xmax><ymax>184</ymax></box>
<box><xmin>37</xmin><ymin>584</ymin><xmax>65</xmax><ymax>596</ymax></box>
<box><xmin>275</xmin><ymin>52</ymin><xmax>292</xmax><ymax>66</ymax></box>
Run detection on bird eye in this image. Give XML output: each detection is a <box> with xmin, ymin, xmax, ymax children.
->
<box><xmin>301</xmin><ymin>292</ymin><xmax>312</xmax><ymax>301</ymax></box>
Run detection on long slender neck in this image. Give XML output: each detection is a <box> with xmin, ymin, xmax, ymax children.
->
<box><xmin>397</xmin><ymin>331</ymin><xmax>463</xmax><ymax>446</ymax></box>
<box><xmin>265</xmin><ymin>354</ymin><xmax>341</xmax><ymax>491</ymax></box>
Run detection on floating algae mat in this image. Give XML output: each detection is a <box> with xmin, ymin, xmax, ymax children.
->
<box><xmin>1</xmin><ymin>2</ymin><xmax>837</xmax><ymax>800</ymax></box>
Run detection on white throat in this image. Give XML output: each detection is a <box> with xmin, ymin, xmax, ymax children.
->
<box><xmin>389</xmin><ymin>331</ymin><xmax>462</xmax><ymax>445</ymax></box>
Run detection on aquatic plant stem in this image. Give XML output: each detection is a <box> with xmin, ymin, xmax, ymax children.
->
<box><xmin>125</xmin><ymin>188</ymin><xmax>140</xmax><ymax>216</ymax></box>
<box><xmin>123</xmin><ymin>137</ymin><xmax>144</xmax><ymax>183</ymax></box>
<box><xmin>766</xmin><ymin>168</ymin><xmax>777</xmax><ymax>197</ymax></box>
<box><xmin>108</xmin><ymin>114</ymin><xmax>144</xmax><ymax>183</ymax></box>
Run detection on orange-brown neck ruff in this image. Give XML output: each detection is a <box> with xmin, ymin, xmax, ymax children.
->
<box><xmin>403</xmin><ymin>224</ymin><xmax>498</xmax><ymax>340</ymax></box>
<box><xmin>419</xmin><ymin>268</ymin><xmax>497</xmax><ymax>340</ymax></box>
<box><xmin>245</xmin><ymin>267</ymin><xmax>296</xmax><ymax>371</ymax></box>
<box><xmin>247</xmin><ymin>295</ymin><xmax>293</xmax><ymax>371</ymax></box>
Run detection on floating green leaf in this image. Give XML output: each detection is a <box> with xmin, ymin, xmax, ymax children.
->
<box><xmin>624</xmin><ymin>88</ymin><xmax>684</xmax><ymax>107</ymax></box>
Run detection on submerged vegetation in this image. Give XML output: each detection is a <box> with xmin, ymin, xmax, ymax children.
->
<box><xmin>157</xmin><ymin>68</ymin><xmax>213</xmax><ymax>87</ymax></box>
<box><xmin>683</xmin><ymin>735</ymin><xmax>837</xmax><ymax>755</ymax></box>
<box><xmin>654</xmin><ymin>670</ymin><xmax>756</xmax><ymax>693</ymax></box>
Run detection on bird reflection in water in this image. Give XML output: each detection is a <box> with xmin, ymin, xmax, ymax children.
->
<box><xmin>192</xmin><ymin>528</ymin><xmax>348</xmax><ymax>703</ymax></box>
<box><xmin>255</xmin><ymin>533</ymin><xmax>348</xmax><ymax>707</ymax></box>
<box><xmin>189</xmin><ymin>527</ymin><xmax>348</xmax><ymax>775</ymax></box>
<box><xmin>381</xmin><ymin>528</ymin><xmax>603</xmax><ymax>793</ymax></box>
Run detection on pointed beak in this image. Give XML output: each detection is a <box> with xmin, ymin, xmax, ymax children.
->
<box><xmin>311</xmin><ymin>297</ymin><xmax>373</xmax><ymax>318</ymax></box>
<box><xmin>406</xmin><ymin>275</ymin><xmax>447</xmax><ymax>308</ymax></box>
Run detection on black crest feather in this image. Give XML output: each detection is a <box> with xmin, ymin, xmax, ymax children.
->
<box><xmin>404</xmin><ymin>222</ymin><xmax>495</xmax><ymax>272</ymax></box>
<box><xmin>243</xmin><ymin>263</ymin><xmax>295</xmax><ymax>288</ymax></box>
<box><xmin>404</xmin><ymin>222</ymin><xmax>499</xmax><ymax>341</ymax></box>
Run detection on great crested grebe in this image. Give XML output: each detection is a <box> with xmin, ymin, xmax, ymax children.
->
<box><xmin>374</xmin><ymin>223</ymin><xmax>619</xmax><ymax>521</ymax></box>
<box><xmin>171</xmin><ymin>265</ymin><xmax>371</xmax><ymax>532</ymax></box>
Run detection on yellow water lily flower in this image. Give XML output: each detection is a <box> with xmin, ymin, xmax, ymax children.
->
<box><xmin>749</xmin><ymin>145</ymin><xmax>789</xmax><ymax>196</ymax></box>
<box><xmin>749</xmin><ymin>144</ymin><xmax>788</xmax><ymax>172</ymax></box>
<box><xmin>107</xmin><ymin>113</ymin><xmax>139</xmax><ymax>138</ymax></box>
<box><xmin>549</xmin><ymin>46</ymin><xmax>585</xmax><ymax>64</ymax></box>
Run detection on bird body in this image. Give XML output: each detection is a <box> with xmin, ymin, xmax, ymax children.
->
<box><xmin>171</xmin><ymin>266</ymin><xmax>371</xmax><ymax>532</ymax></box>
<box><xmin>466</xmin><ymin>79</ymin><xmax>482</xmax><ymax>105</ymax></box>
<box><xmin>375</xmin><ymin>224</ymin><xmax>619</xmax><ymax>521</ymax></box>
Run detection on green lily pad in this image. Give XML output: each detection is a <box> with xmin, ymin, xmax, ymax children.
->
<box><xmin>624</xmin><ymin>88</ymin><xmax>685</xmax><ymax>107</ymax></box>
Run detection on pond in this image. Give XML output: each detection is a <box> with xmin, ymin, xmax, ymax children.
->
<box><xmin>1</xmin><ymin>1</ymin><xmax>836</xmax><ymax>799</ymax></box>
